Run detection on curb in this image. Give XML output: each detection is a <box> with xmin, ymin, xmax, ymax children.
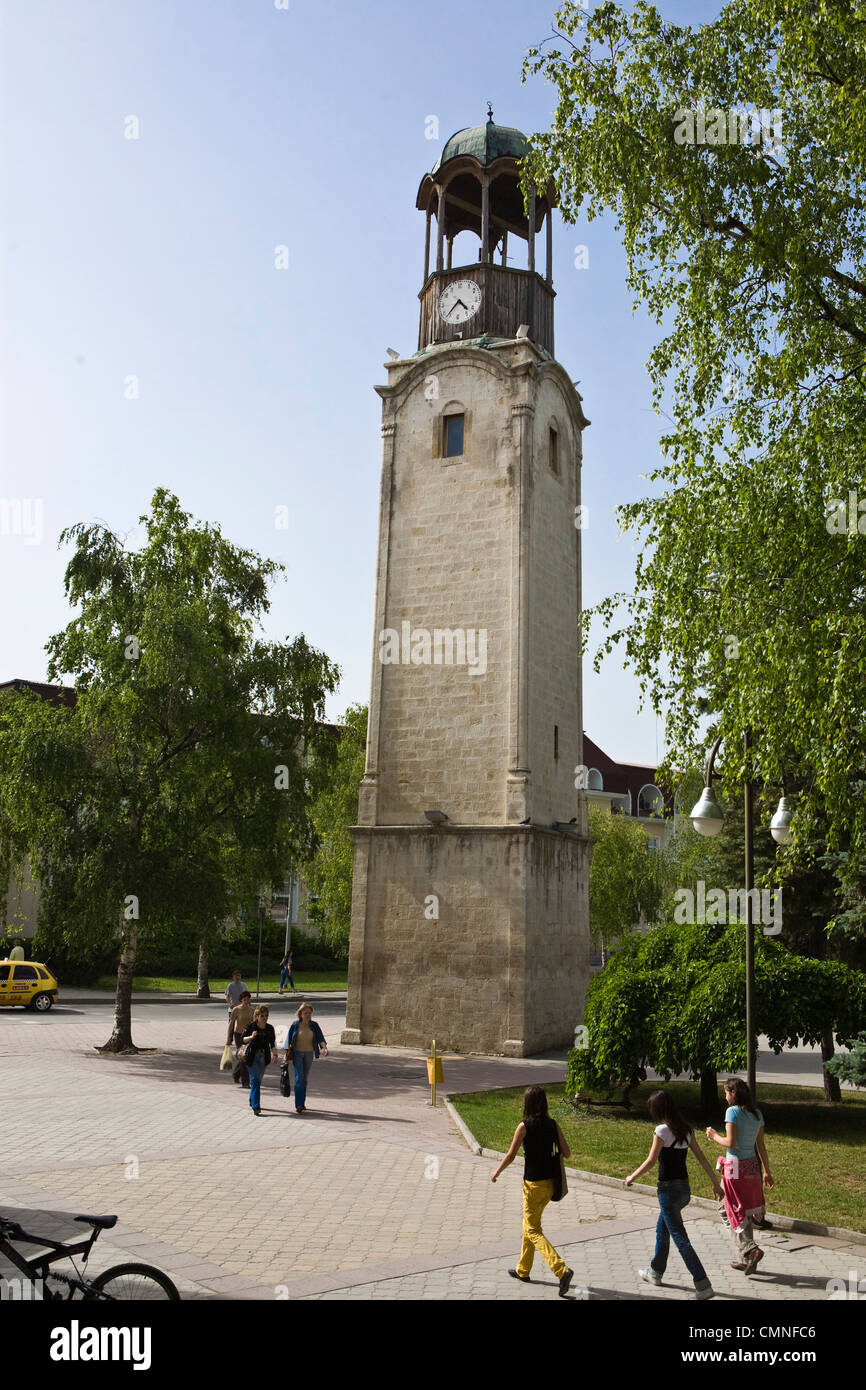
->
<box><xmin>445</xmin><ymin>1095</ymin><xmax>866</xmax><ymax>1249</ymax></box>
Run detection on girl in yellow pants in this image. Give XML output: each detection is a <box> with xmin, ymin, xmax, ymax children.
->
<box><xmin>491</xmin><ymin>1085</ymin><xmax>574</xmax><ymax>1296</ymax></box>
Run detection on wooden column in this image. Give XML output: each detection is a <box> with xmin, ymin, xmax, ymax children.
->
<box><xmin>501</xmin><ymin>230</ymin><xmax>508</xmax><ymax>266</ymax></box>
<box><xmin>423</xmin><ymin>207</ymin><xmax>432</xmax><ymax>283</ymax></box>
<box><xmin>447</xmin><ymin>237</ymin><xmax>453</xmax><ymax>270</ymax></box>
<box><xmin>527</xmin><ymin>189</ymin><xmax>536</xmax><ymax>273</ymax></box>
<box><xmin>545</xmin><ymin>206</ymin><xmax>553</xmax><ymax>284</ymax></box>
<box><xmin>481</xmin><ymin>174</ymin><xmax>490</xmax><ymax>264</ymax></box>
<box><xmin>436</xmin><ymin>184</ymin><xmax>446</xmax><ymax>272</ymax></box>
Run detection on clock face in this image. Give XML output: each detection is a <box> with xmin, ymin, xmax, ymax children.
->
<box><xmin>438</xmin><ymin>279</ymin><xmax>482</xmax><ymax>326</ymax></box>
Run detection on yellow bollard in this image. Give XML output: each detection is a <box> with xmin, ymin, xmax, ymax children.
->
<box><xmin>426</xmin><ymin>1037</ymin><xmax>444</xmax><ymax>1106</ymax></box>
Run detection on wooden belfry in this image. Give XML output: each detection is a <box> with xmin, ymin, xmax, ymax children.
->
<box><xmin>415</xmin><ymin>108</ymin><xmax>558</xmax><ymax>353</ymax></box>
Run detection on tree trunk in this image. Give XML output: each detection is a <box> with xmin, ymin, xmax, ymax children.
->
<box><xmin>821</xmin><ymin>1028</ymin><xmax>842</xmax><ymax>1103</ymax></box>
<box><xmin>196</xmin><ymin>944</ymin><xmax>210</xmax><ymax>999</ymax></box>
<box><xmin>100</xmin><ymin>920</ymin><xmax>137</xmax><ymax>1053</ymax></box>
<box><xmin>700</xmin><ymin>1068</ymin><xmax>719</xmax><ymax>1118</ymax></box>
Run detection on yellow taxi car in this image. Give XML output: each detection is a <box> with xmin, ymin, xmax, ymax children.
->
<box><xmin>0</xmin><ymin>960</ymin><xmax>59</xmax><ymax>1012</ymax></box>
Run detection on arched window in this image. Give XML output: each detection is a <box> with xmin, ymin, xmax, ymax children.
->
<box><xmin>638</xmin><ymin>784</ymin><xmax>664</xmax><ymax>818</ymax></box>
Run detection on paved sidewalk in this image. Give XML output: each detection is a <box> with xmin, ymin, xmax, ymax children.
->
<box><xmin>0</xmin><ymin>1006</ymin><xmax>861</xmax><ymax>1301</ymax></box>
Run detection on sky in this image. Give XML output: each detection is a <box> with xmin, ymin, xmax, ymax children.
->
<box><xmin>0</xmin><ymin>0</ymin><xmax>723</xmax><ymax>766</ymax></box>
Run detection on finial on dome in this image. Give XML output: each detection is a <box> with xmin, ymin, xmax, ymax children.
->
<box><xmin>487</xmin><ymin>102</ymin><xmax>494</xmax><ymax>123</ymax></box>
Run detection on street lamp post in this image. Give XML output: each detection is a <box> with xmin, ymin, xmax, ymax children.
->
<box><xmin>256</xmin><ymin>895</ymin><xmax>265</xmax><ymax>1002</ymax></box>
<box><xmin>742</xmin><ymin>729</ymin><xmax>756</xmax><ymax>1101</ymax></box>
<box><xmin>689</xmin><ymin>732</ymin><xmax>791</xmax><ymax>1102</ymax></box>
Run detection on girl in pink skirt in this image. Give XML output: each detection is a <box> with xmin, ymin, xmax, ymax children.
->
<box><xmin>706</xmin><ymin>1077</ymin><xmax>775</xmax><ymax>1276</ymax></box>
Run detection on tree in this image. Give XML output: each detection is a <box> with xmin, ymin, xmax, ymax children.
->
<box><xmin>826</xmin><ymin>1032</ymin><xmax>866</xmax><ymax>1088</ymax></box>
<box><xmin>662</xmin><ymin>793</ymin><xmax>860</xmax><ymax>1098</ymax></box>
<box><xmin>0</xmin><ymin>490</ymin><xmax>339</xmax><ymax>1050</ymax></box>
<box><xmin>588</xmin><ymin>804</ymin><xmax>663</xmax><ymax>946</ymax></box>
<box><xmin>304</xmin><ymin>704</ymin><xmax>367</xmax><ymax>957</ymax></box>
<box><xmin>523</xmin><ymin>1</ymin><xmax>866</xmax><ymax>872</ymax></box>
<box><xmin>568</xmin><ymin>922</ymin><xmax>866</xmax><ymax>1115</ymax></box>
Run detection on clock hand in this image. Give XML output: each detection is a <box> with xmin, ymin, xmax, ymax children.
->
<box><xmin>454</xmin><ymin>299</ymin><xmax>468</xmax><ymax>312</ymax></box>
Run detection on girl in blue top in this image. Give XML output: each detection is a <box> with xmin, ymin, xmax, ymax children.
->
<box><xmin>706</xmin><ymin>1077</ymin><xmax>775</xmax><ymax>1276</ymax></box>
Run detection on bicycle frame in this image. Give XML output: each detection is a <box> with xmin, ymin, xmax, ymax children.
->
<box><xmin>0</xmin><ymin>1221</ymin><xmax>102</xmax><ymax>1297</ymax></box>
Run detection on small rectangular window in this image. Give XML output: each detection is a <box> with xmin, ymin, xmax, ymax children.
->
<box><xmin>554</xmin><ymin>724</ymin><xmax>559</xmax><ymax>760</ymax></box>
<box><xmin>444</xmin><ymin>414</ymin><xmax>464</xmax><ymax>458</ymax></box>
<box><xmin>549</xmin><ymin>427</ymin><xmax>559</xmax><ymax>474</ymax></box>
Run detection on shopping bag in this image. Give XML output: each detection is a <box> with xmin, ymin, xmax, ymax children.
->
<box><xmin>219</xmin><ymin>1045</ymin><xmax>233</xmax><ymax>1071</ymax></box>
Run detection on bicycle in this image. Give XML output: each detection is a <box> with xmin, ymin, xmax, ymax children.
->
<box><xmin>0</xmin><ymin>1212</ymin><xmax>180</xmax><ymax>1300</ymax></box>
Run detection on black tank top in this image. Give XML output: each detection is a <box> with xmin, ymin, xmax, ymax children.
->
<box><xmin>658</xmin><ymin>1126</ymin><xmax>690</xmax><ymax>1181</ymax></box>
<box><xmin>523</xmin><ymin>1117</ymin><xmax>559</xmax><ymax>1181</ymax></box>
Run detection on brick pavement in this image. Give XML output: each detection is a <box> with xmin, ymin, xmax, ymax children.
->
<box><xmin>1</xmin><ymin>1003</ymin><xmax>861</xmax><ymax>1301</ymax></box>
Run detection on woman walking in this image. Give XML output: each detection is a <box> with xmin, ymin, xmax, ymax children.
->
<box><xmin>226</xmin><ymin>989</ymin><xmax>254</xmax><ymax>1087</ymax></box>
<box><xmin>706</xmin><ymin>1078</ymin><xmax>774</xmax><ymax>1275</ymax></box>
<box><xmin>285</xmin><ymin>1002</ymin><xmax>327</xmax><ymax>1114</ymax></box>
<box><xmin>278</xmin><ymin>948</ymin><xmax>295</xmax><ymax>995</ymax></box>
<box><xmin>626</xmin><ymin>1090</ymin><xmax>722</xmax><ymax>1300</ymax></box>
<box><xmin>240</xmin><ymin>1005</ymin><xmax>278</xmax><ymax>1116</ymax></box>
<box><xmin>490</xmin><ymin>1085</ymin><xmax>574</xmax><ymax>1296</ymax></box>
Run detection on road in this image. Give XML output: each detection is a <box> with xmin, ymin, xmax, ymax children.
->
<box><xmin>17</xmin><ymin>993</ymin><xmax>852</xmax><ymax>1089</ymax></box>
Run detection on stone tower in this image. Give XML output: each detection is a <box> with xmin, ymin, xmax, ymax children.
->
<box><xmin>341</xmin><ymin>114</ymin><xmax>590</xmax><ymax>1056</ymax></box>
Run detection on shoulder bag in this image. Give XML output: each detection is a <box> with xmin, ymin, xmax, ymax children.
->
<box><xmin>551</xmin><ymin>1124</ymin><xmax>569</xmax><ymax>1202</ymax></box>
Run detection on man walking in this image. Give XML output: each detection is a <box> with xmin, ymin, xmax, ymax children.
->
<box><xmin>225</xmin><ymin>968</ymin><xmax>247</xmax><ymax>1016</ymax></box>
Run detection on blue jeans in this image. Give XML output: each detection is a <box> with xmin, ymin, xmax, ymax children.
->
<box><xmin>652</xmin><ymin>1179</ymin><xmax>710</xmax><ymax>1288</ymax></box>
<box><xmin>280</xmin><ymin>967</ymin><xmax>294</xmax><ymax>989</ymax></box>
<box><xmin>292</xmin><ymin>1051</ymin><xmax>314</xmax><ymax>1108</ymax></box>
<box><xmin>248</xmin><ymin>1053</ymin><xmax>268</xmax><ymax>1109</ymax></box>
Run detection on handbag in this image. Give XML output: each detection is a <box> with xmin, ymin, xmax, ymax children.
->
<box><xmin>551</xmin><ymin>1127</ymin><xmax>568</xmax><ymax>1203</ymax></box>
<box><xmin>279</xmin><ymin>1061</ymin><xmax>292</xmax><ymax>1097</ymax></box>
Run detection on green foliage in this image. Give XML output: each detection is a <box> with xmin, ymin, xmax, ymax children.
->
<box><xmin>568</xmin><ymin>922</ymin><xmax>866</xmax><ymax>1097</ymax></box>
<box><xmin>26</xmin><ymin>919</ymin><xmax>343</xmax><ymax>987</ymax></box>
<box><xmin>588</xmin><ymin>805</ymin><xmax>663</xmax><ymax>944</ymax></box>
<box><xmin>304</xmin><ymin>704</ymin><xmax>367</xmax><ymax>956</ymax></box>
<box><xmin>826</xmin><ymin>1032</ymin><xmax>866</xmax><ymax>1088</ymax></box>
<box><xmin>659</xmin><ymin>793</ymin><xmax>776</xmax><ymax>927</ymax></box>
<box><xmin>524</xmin><ymin>2</ymin><xmax>866</xmax><ymax>873</ymax></box>
<box><xmin>0</xmin><ymin>489</ymin><xmax>340</xmax><ymax>1043</ymax></box>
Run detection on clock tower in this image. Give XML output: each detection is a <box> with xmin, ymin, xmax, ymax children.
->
<box><xmin>341</xmin><ymin>113</ymin><xmax>591</xmax><ymax>1056</ymax></box>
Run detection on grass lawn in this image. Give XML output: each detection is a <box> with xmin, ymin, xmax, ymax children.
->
<box><xmin>451</xmin><ymin>1081</ymin><xmax>866</xmax><ymax>1234</ymax></box>
<box><xmin>93</xmin><ymin>973</ymin><xmax>348</xmax><ymax>993</ymax></box>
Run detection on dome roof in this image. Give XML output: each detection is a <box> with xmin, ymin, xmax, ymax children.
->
<box><xmin>432</xmin><ymin>119</ymin><xmax>528</xmax><ymax>174</ymax></box>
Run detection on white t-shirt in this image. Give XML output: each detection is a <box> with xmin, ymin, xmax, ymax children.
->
<box><xmin>654</xmin><ymin>1123</ymin><xmax>689</xmax><ymax>1149</ymax></box>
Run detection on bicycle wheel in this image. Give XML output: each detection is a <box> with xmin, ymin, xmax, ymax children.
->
<box><xmin>87</xmin><ymin>1262</ymin><xmax>180</xmax><ymax>1301</ymax></box>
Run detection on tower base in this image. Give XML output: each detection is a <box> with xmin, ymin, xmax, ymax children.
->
<box><xmin>341</xmin><ymin>824</ymin><xmax>589</xmax><ymax>1056</ymax></box>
